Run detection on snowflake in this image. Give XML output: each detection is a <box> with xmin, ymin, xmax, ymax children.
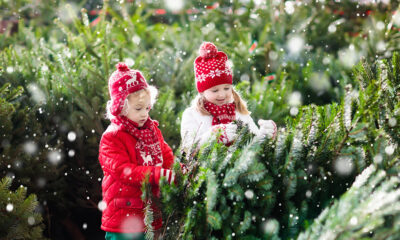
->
<box><xmin>209</xmin><ymin>70</ymin><xmax>216</xmax><ymax>78</ymax></box>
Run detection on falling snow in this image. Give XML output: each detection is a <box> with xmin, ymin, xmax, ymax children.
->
<box><xmin>334</xmin><ymin>156</ymin><xmax>354</xmax><ymax>176</ymax></box>
<box><xmin>287</xmin><ymin>35</ymin><xmax>305</xmax><ymax>56</ymax></box>
<box><xmin>27</xmin><ymin>83</ymin><xmax>46</xmax><ymax>104</ymax></box>
<box><xmin>288</xmin><ymin>91</ymin><xmax>302</xmax><ymax>107</ymax></box>
<box><xmin>244</xmin><ymin>189</ymin><xmax>254</xmax><ymax>199</ymax></box>
<box><xmin>339</xmin><ymin>44</ymin><xmax>361</xmax><ymax>68</ymax></box>
<box><xmin>98</xmin><ymin>201</ymin><xmax>107</xmax><ymax>211</ymax></box>
<box><xmin>349</xmin><ymin>216</ymin><xmax>358</xmax><ymax>225</ymax></box>
<box><xmin>164</xmin><ymin>0</ymin><xmax>184</xmax><ymax>12</ymax></box>
<box><xmin>385</xmin><ymin>145</ymin><xmax>395</xmax><ymax>155</ymax></box>
<box><xmin>124</xmin><ymin>58</ymin><xmax>135</xmax><ymax>67</ymax></box>
<box><xmin>68</xmin><ymin>149</ymin><xmax>75</xmax><ymax>157</ymax></box>
<box><xmin>388</xmin><ymin>117</ymin><xmax>397</xmax><ymax>127</ymax></box>
<box><xmin>27</xmin><ymin>217</ymin><xmax>36</xmax><ymax>225</ymax></box>
<box><xmin>262</xmin><ymin>219</ymin><xmax>279</xmax><ymax>235</ymax></box>
<box><xmin>309</xmin><ymin>73</ymin><xmax>331</xmax><ymax>95</ymax></box>
<box><xmin>67</xmin><ymin>131</ymin><xmax>76</xmax><ymax>142</ymax></box>
<box><xmin>48</xmin><ymin>150</ymin><xmax>62</xmax><ymax>165</ymax></box>
<box><xmin>284</xmin><ymin>1</ymin><xmax>295</xmax><ymax>14</ymax></box>
<box><xmin>6</xmin><ymin>66</ymin><xmax>14</xmax><ymax>73</ymax></box>
<box><xmin>23</xmin><ymin>141</ymin><xmax>38</xmax><ymax>155</ymax></box>
<box><xmin>373</xmin><ymin>154</ymin><xmax>383</xmax><ymax>164</ymax></box>
<box><xmin>393</xmin><ymin>11</ymin><xmax>400</xmax><ymax>26</ymax></box>
<box><xmin>6</xmin><ymin>203</ymin><xmax>14</xmax><ymax>212</ymax></box>
<box><xmin>132</xmin><ymin>35</ymin><xmax>141</xmax><ymax>45</ymax></box>
<box><xmin>1</xmin><ymin>1</ymin><xmax>400</xmax><ymax>239</ymax></box>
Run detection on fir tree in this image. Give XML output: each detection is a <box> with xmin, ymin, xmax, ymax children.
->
<box><xmin>1</xmin><ymin>1</ymin><xmax>400</xmax><ymax>239</ymax></box>
<box><xmin>0</xmin><ymin>177</ymin><xmax>47</xmax><ymax>240</ymax></box>
<box><xmin>297</xmin><ymin>164</ymin><xmax>400</xmax><ymax>240</ymax></box>
<box><xmin>144</xmin><ymin>52</ymin><xmax>400</xmax><ymax>239</ymax></box>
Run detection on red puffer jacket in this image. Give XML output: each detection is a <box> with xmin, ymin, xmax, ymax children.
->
<box><xmin>98</xmin><ymin>123</ymin><xmax>174</xmax><ymax>233</ymax></box>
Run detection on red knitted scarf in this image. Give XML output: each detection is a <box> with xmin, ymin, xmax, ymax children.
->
<box><xmin>203</xmin><ymin>100</ymin><xmax>236</xmax><ymax>125</ymax></box>
<box><xmin>112</xmin><ymin>116</ymin><xmax>163</xmax><ymax>166</ymax></box>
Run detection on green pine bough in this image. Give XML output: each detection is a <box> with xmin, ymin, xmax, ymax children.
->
<box><xmin>297</xmin><ymin>164</ymin><xmax>400</xmax><ymax>240</ymax></box>
<box><xmin>0</xmin><ymin>177</ymin><xmax>47</xmax><ymax>240</ymax></box>
<box><xmin>1</xmin><ymin>2</ymin><xmax>400</xmax><ymax>239</ymax></box>
<box><xmin>143</xmin><ymin>53</ymin><xmax>400</xmax><ymax>239</ymax></box>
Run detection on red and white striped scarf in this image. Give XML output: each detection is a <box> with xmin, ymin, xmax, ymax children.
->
<box><xmin>203</xmin><ymin>100</ymin><xmax>236</xmax><ymax>126</ymax></box>
<box><xmin>112</xmin><ymin>116</ymin><xmax>163</xmax><ymax>166</ymax></box>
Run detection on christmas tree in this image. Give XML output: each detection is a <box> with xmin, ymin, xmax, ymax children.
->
<box><xmin>297</xmin><ymin>164</ymin><xmax>400</xmax><ymax>240</ymax></box>
<box><xmin>1</xmin><ymin>0</ymin><xmax>400</xmax><ymax>239</ymax></box>
<box><xmin>0</xmin><ymin>177</ymin><xmax>46</xmax><ymax>240</ymax></box>
<box><xmin>145</xmin><ymin>52</ymin><xmax>400</xmax><ymax>239</ymax></box>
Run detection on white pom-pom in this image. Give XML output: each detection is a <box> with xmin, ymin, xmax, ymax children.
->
<box><xmin>199</xmin><ymin>42</ymin><xmax>218</xmax><ymax>59</ymax></box>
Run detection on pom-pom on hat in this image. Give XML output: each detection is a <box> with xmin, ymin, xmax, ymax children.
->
<box><xmin>194</xmin><ymin>42</ymin><xmax>233</xmax><ymax>93</ymax></box>
<box><xmin>108</xmin><ymin>62</ymin><xmax>149</xmax><ymax>116</ymax></box>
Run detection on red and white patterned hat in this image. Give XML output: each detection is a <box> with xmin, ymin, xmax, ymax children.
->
<box><xmin>108</xmin><ymin>62</ymin><xmax>149</xmax><ymax>116</ymax></box>
<box><xmin>194</xmin><ymin>42</ymin><xmax>233</xmax><ymax>93</ymax></box>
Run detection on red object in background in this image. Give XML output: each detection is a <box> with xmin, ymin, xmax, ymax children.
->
<box><xmin>348</xmin><ymin>32</ymin><xmax>360</xmax><ymax>37</ymax></box>
<box><xmin>366</xmin><ymin>10</ymin><xmax>373</xmax><ymax>16</ymax></box>
<box><xmin>249</xmin><ymin>41</ymin><xmax>258</xmax><ymax>53</ymax></box>
<box><xmin>186</xmin><ymin>8</ymin><xmax>200</xmax><ymax>14</ymax></box>
<box><xmin>139</xmin><ymin>2</ymin><xmax>220</xmax><ymax>16</ymax></box>
<box><xmin>89</xmin><ymin>10</ymin><xmax>97</xmax><ymax>15</ymax></box>
<box><xmin>89</xmin><ymin>9</ymin><xmax>109</xmax><ymax>16</ymax></box>
<box><xmin>89</xmin><ymin>9</ymin><xmax>101</xmax><ymax>16</ymax></box>
<box><xmin>265</xmin><ymin>74</ymin><xmax>276</xmax><ymax>83</ymax></box>
<box><xmin>206</xmin><ymin>2</ymin><xmax>219</xmax><ymax>10</ymax></box>
<box><xmin>90</xmin><ymin>17</ymin><xmax>101</xmax><ymax>27</ymax></box>
<box><xmin>391</xmin><ymin>26</ymin><xmax>400</xmax><ymax>31</ymax></box>
<box><xmin>333</xmin><ymin>9</ymin><xmax>345</xmax><ymax>16</ymax></box>
<box><xmin>155</xmin><ymin>9</ymin><xmax>166</xmax><ymax>15</ymax></box>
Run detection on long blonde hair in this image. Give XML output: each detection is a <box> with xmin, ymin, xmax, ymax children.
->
<box><xmin>194</xmin><ymin>88</ymin><xmax>250</xmax><ymax>115</ymax></box>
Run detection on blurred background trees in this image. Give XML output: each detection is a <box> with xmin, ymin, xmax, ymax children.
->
<box><xmin>0</xmin><ymin>0</ymin><xmax>399</xmax><ymax>239</ymax></box>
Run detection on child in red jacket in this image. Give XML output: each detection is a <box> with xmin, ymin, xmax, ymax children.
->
<box><xmin>99</xmin><ymin>63</ymin><xmax>175</xmax><ymax>240</ymax></box>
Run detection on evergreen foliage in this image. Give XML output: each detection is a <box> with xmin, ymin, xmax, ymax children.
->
<box><xmin>0</xmin><ymin>0</ymin><xmax>400</xmax><ymax>239</ymax></box>
<box><xmin>0</xmin><ymin>177</ymin><xmax>46</xmax><ymax>240</ymax></box>
<box><xmin>146</xmin><ymin>52</ymin><xmax>400</xmax><ymax>239</ymax></box>
<box><xmin>297</xmin><ymin>164</ymin><xmax>400</xmax><ymax>240</ymax></box>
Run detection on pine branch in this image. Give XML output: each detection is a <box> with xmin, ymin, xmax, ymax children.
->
<box><xmin>297</xmin><ymin>165</ymin><xmax>400</xmax><ymax>240</ymax></box>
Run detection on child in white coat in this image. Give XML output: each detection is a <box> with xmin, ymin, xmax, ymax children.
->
<box><xmin>180</xmin><ymin>42</ymin><xmax>277</xmax><ymax>152</ymax></box>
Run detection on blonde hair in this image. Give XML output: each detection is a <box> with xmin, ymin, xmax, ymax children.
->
<box><xmin>105</xmin><ymin>86</ymin><xmax>158</xmax><ymax>120</ymax></box>
<box><xmin>194</xmin><ymin>88</ymin><xmax>250</xmax><ymax>115</ymax></box>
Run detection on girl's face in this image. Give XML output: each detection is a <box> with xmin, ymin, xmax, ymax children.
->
<box><xmin>202</xmin><ymin>84</ymin><xmax>233</xmax><ymax>106</ymax></box>
<box><xmin>126</xmin><ymin>91</ymin><xmax>151</xmax><ymax>127</ymax></box>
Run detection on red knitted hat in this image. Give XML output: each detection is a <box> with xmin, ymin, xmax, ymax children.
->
<box><xmin>108</xmin><ymin>62</ymin><xmax>149</xmax><ymax>116</ymax></box>
<box><xmin>194</xmin><ymin>42</ymin><xmax>233</xmax><ymax>92</ymax></box>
